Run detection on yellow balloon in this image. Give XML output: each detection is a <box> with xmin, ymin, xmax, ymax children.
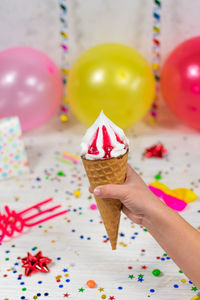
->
<box><xmin>67</xmin><ymin>43</ymin><xmax>155</xmax><ymax>129</ymax></box>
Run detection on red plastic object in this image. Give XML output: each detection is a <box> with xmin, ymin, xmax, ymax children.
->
<box><xmin>22</xmin><ymin>251</ymin><xmax>52</xmax><ymax>276</ymax></box>
<box><xmin>0</xmin><ymin>198</ymin><xmax>68</xmax><ymax>243</ymax></box>
<box><xmin>144</xmin><ymin>144</ymin><xmax>167</xmax><ymax>158</ymax></box>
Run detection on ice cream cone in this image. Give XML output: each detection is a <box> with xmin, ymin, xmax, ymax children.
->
<box><xmin>82</xmin><ymin>151</ymin><xmax>128</xmax><ymax>250</ymax></box>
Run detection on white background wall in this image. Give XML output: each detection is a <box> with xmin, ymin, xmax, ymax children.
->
<box><xmin>0</xmin><ymin>0</ymin><xmax>199</xmax><ymax>128</ymax></box>
<box><xmin>0</xmin><ymin>0</ymin><xmax>200</xmax><ymax>66</ymax></box>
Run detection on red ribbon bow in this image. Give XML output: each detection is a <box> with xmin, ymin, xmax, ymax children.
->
<box><xmin>144</xmin><ymin>143</ymin><xmax>167</xmax><ymax>158</ymax></box>
<box><xmin>22</xmin><ymin>251</ymin><xmax>52</xmax><ymax>276</ymax></box>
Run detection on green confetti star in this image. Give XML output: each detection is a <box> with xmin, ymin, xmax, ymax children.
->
<box><xmin>138</xmin><ymin>274</ymin><xmax>144</xmax><ymax>279</ymax></box>
<box><xmin>154</xmin><ymin>173</ymin><xmax>162</xmax><ymax>180</ymax></box>
<box><xmin>78</xmin><ymin>288</ymin><xmax>85</xmax><ymax>292</ymax></box>
<box><xmin>192</xmin><ymin>286</ymin><xmax>198</xmax><ymax>291</ymax></box>
<box><xmin>128</xmin><ymin>274</ymin><xmax>134</xmax><ymax>279</ymax></box>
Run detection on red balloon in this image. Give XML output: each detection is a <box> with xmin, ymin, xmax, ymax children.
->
<box><xmin>161</xmin><ymin>36</ymin><xmax>200</xmax><ymax>130</ymax></box>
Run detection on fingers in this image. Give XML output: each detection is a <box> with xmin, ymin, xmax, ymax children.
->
<box><xmin>93</xmin><ymin>184</ymin><xmax>128</xmax><ymax>200</ymax></box>
<box><xmin>125</xmin><ymin>164</ymin><xmax>142</xmax><ymax>184</ymax></box>
<box><xmin>125</xmin><ymin>164</ymin><xmax>135</xmax><ymax>183</ymax></box>
<box><xmin>122</xmin><ymin>205</ymin><xmax>133</xmax><ymax>219</ymax></box>
<box><xmin>122</xmin><ymin>205</ymin><xmax>143</xmax><ymax>225</ymax></box>
<box><xmin>91</xmin><ymin>164</ymin><xmax>141</xmax><ymax>200</ymax></box>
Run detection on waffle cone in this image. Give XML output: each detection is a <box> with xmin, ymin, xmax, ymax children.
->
<box><xmin>82</xmin><ymin>151</ymin><xmax>128</xmax><ymax>250</ymax></box>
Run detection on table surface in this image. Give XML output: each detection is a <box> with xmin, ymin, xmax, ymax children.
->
<box><xmin>0</xmin><ymin>116</ymin><xmax>200</xmax><ymax>300</ymax></box>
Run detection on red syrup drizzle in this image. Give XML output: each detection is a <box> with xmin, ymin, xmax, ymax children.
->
<box><xmin>115</xmin><ymin>132</ymin><xmax>126</xmax><ymax>150</ymax></box>
<box><xmin>115</xmin><ymin>133</ymin><xmax>124</xmax><ymax>144</ymax></box>
<box><xmin>102</xmin><ymin>125</ymin><xmax>114</xmax><ymax>158</ymax></box>
<box><xmin>88</xmin><ymin>128</ymin><xmax>99</xmax><ymax>155</ymax></box>
<box><xmin>88</xmin><ymin>126</ymin><xmax>127</xmax><ymax>158</ymax></box>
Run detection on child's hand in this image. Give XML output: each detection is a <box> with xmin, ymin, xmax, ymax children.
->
<box><xmin>91</xmin><ymin>164</ymin><xmax>162</xmax><ymax>225</ymax></box>
<box><xmin>90</xmin><ymin>164</ymin><xmax>200</xmax><ymax>288</ymax></box>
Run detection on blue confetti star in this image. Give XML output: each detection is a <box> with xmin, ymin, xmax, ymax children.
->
<box><xmin>138</xmin><ymin>278</ymin><xmax>144</xmax><ymax>282</ymax></box>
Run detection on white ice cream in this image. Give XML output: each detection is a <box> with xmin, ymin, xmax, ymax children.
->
<box><xmin>81</xmin><ymin>111</ymin><xmax>129</xmax><ymax>160</ymax></box>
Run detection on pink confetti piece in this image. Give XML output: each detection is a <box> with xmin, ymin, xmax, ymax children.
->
<box><xmin>90</xmin><ymin>204</ymin><xmax>97</xmax><ymax>210</ymax></box>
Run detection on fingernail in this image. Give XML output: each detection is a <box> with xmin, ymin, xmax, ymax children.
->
<box><xmin>94</xmin><ymin>187</ymin><xmax>101</xmax><ymax>196</ymax></box>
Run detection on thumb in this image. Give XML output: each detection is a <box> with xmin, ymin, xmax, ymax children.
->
<box><xmin>93</xmin><ymin>184</ymin><xmax>127</xmax><ymax>200</ymax></box>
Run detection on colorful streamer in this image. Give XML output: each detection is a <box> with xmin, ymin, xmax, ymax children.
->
<box><xmin>150</xmin><ymin>0</ymin><xmax>161</xmax><ymax>123</ymax></box>
<box><xmin>59</xmin><ymin>0</ymin><xmax>69</xmax><ymax>122</ymax></box>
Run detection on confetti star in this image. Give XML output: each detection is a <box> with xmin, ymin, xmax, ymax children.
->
<box><xmin>109</xmin><ymin>297</ymin><xmax>115</xmax><ymax>300</ymax></box>
<box><xmin>192</xmin><ymin>286</ymin><xmax>198</xmax><ymax>291</ymax></box>
<box><xmin>138</xmin><ymin>277</ymin><xmax>144</xmax><ymax>282</ymax></box>
<box><xmin>21</xmin><ymin>251</ymin><xmax>52</xmax><ymax>276</ymax></box>
<box><xmin>98</xmin><ymin>288</ymin><xmax>104</xmax><ymax>292</ymax></box>
<box><xmin>128</xmin><ymin>274</ymin><xmax>134</xmax><ymax>279</ymax></box>
<box><xmin>142</xmin><ymin>265</ymin><xmax>147</xmax><ymax>269</ymax></box>
<box><xmin>78</xmin><ymin>288</ymin><xmax>85</xmax><ymax>292</ymax></box>
<box><xmin>138</xmin><ymin>274</ymin><xmax>144</xmax><ymax>278</ymax></box>
<box><xmin>64</xmin><ymin>293</ymin><xmax>70</xmax><ymax>297</ymax></box>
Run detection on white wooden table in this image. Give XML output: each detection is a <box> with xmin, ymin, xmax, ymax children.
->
<box><xmin>0</xmin><ymin>116</ymin><xmax>199</xmax><ymax>300</ymax></box>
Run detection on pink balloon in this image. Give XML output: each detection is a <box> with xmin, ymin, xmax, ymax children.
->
<box><xmin>0</xmin><ymin>47</ymin><xmax>63</xmax><ymax>131</ymax></box>
<box><xmin>161</xmin><ymin>36</ymin><xmax>200</xmax><ymax>130</ymax></box>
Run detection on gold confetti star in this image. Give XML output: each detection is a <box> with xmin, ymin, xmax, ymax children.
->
<box><xmin>73</xmin><ymin>190</ymin><xmax>81</xmax><ymax>197</ymax></box>
<box><xmin>98</xmin><ymin>288</ymin><xmax>104</xmax><ymax>292</ymax></box>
